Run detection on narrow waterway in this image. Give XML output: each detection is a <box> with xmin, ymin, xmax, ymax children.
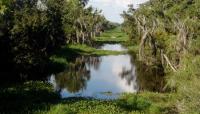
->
<box><xmin>49</xmin><ymin>44</ymin><xmax>165</xmax><ymax>99</ymax></box>
<box><xmin>99</xmin><ymin>44</ymin><xmax>127</xmax><ymax>51</ymax></box>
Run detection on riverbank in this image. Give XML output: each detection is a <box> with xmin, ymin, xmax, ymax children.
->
<box><xmin>49</xmin><ymin>27</ymin><xmax>129</xmax><ymax>70</ymax></box>
<box><xmin>47</xmin><ymin>28</ymin><xmax>170</xmax><ymax>114</ymax></box>
<box><xmin>50</xmin><ymin>44</ymin><xmax>126</xmax><ymax>65</ymax></box>
<box><xmin>38</xmin><ymin>92</ymin><xmax>176</xmax><ymax>114</ymax></box>
<box><xmin>0</xmin><ymin>29</ymin><xmax>177</xmax><ymax>114</ymax></box>
<box><xmin>0</xmin><ymin>81</ymin><xmax>176</xmax><ymax>114</ymax></box>
<box><xmin>95</xmin><ymin>27</ymin><xmax>129</xmax><ymax>43</ymax></box>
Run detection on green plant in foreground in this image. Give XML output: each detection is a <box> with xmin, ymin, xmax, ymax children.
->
<box><xmin>117</xmin><ymin>95</ymin><xmax>151</xmax><ymax>112</ymax></box>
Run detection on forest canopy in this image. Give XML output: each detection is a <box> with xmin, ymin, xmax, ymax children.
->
<box><xmin>0</xmin><ymin>0</ymin><xmax>117</xmax><ymax>78</ymax></box>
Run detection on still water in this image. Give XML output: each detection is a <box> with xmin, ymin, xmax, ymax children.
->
<box><xmin>49</xmin><ymin>44</ymin><xmax>164</xmax><ymax>99</ymax></box>
<box><xmin>99</xmin><ymin>44</ymin><xmax>127</xmax><ymax>51</ymax></box>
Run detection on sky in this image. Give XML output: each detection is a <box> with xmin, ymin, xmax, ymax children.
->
<box><xmin>87</xmin><ymin>0</ymin><xmax>149</xmax><ymax>23</ymax></box>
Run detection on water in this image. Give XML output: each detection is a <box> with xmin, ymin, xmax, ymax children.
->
<box><xmin>49</xmin><ymin>44</ymin><xmax>165</xmax><ymax>99</ymax></box>
<box><xmin>99</xmin><ymin>44</ymin><xmax>127</xmax><ymax>51</ymax></box>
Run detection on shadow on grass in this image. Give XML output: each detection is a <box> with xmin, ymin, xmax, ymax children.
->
<box><xmin>0</xmin><ymin>81</ymin><xmax>60</xmax><ymax>114</ymax></box>
<box><xmin>51</xmin><ymin>46</ymin><xmax>83</xmax><ymax>60</ymax></box>
<box><xmin>47</xmin><ymin>46</ymin><xmax>85</xmax><ymax>74</ymax></box>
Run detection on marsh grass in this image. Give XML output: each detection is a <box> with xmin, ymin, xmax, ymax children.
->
<box><xmin>0</xmin><ymin>81</ymin><xmax>172</xmax><ymax>114</ymax></box>
<box><xmin>166</xmin><ymin>55</ymin><xmax>200</xmax><ymax>113</ymax></box>
<box><xmin>95</xmin><ymin>27</ymin><xmax>129</xmax><ymax>43</ymax></box>
<box><xmin>34</xmin><ymin>92</ymin><xmax>179</xmax><ymax>114</ymax></box>
<box><xmin>49</xmin><ymin>44</ymin><xmax>126</xmax><ymax>68</ymax></box>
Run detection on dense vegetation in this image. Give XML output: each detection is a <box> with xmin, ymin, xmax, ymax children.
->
<box><xmin>0</xmin><ymin>0</ymin><xmax>118</xmax><ymax>79</ymax></box>
<box><xmin>0</xmin><ymin>0</ymin><xmax>200</xmax><ymax>114</ymax></box>
<box><xmin>122</xmin><ymin>0</ymin><xmax>200</xmax><ymax>113</ymax></box>
<box><xmin>0</xmin><ymin>80</ymin><xmax>175</xmax><ymax>114</ymax></box>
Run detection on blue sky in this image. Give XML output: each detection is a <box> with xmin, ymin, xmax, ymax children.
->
<box><xmin>87</xmin><ymin>0</ymin><xmax>149</xmax><ymax>23</ymax></box>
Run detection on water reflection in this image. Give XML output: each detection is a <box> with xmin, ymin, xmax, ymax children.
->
<box><xmin>49</xmin><ymin>44</ymin><xmax>165</xmax><ymax>99</ymax></box>
<box><xmin>100</xmin><ymin>44</ymin><xmax>127</xmax><ymax>51</ymax></box>
<box><xmin>120</xmin><ymin>66</ymin><xmax>138</xmax><ymax>91</ymax></box>
<box><xmin>50</xmin><ymin>56</ymin><xmax>101</xmax><ymax>93</ymax></box>
<box><xmin>136</xmin><ymin>63</ymin><xmax>165</xmax><ymax>92</ymax></box>
<box><xmin>49</xmin><ymin>54</ymin><xmax>138</xmax><ymax>99</ymax></box>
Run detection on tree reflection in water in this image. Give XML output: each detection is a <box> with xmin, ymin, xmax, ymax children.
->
<box><xmin>50</xmin><ymin>52</ymin><xmax>165</xmax><ymax>97</ymax></box>
<box><xmin>120</xmin><ymin>66</ymin><xmax>139</xmax><ymax>91</ymax></box>
<box><xmin>85</xmin><ymin>56</ymin><xmax>101</xmax><ymax>70</ymax></box>
<box><xmin>120</xmin><ymin>53</ymin><xmax>165</xmax><ymax>92</ymax></box>
<box><xmin>52</xmin><ymin>56</ymin><xmax>101</xmax><ymax>93</ymax></box>
<box><xmin>136</xmin><ymin>63</ymin><xmax>165</xmax><ymax>92</ymax></box>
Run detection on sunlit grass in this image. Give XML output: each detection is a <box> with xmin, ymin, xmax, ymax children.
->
<box><xmin>50</xmin><ymin>44</ymin><xmax>126</xmax><ymax>66</ymax></box>
<box><xmin>34</xmin><ymin>92</ymin><xmax>178</xmax><ymax>114</ymax></box>
<box><xmin>166</xmin><ymin>55</ymin><xmax>200</xmax><ymax>113</ymax></box>
<box><xmin>95</xmin><ymin>27</ymin><xmax>129</xmax><ymax>43</ymax></box>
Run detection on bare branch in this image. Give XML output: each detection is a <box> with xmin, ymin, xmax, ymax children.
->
<box><xmin>163</xmin><ymin>54</ymin><xmax>177</xmax><ymax>72</ymax></box>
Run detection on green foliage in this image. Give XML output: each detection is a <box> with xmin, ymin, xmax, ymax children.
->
<box><xmin>0</xmin><ymin>1</ymin><xmax>6</xmax><ymax>15</ymax></box>
<box><xmin>122</xmin><ymin>0</ymin><xmax>200</xmax><ymax>113</ymax></box>
<box><xmin>122</xmin><ymin>0</ymin><xmax>200</xmax><ymax>56</ymax></box>
<box><xmin>0</xmin><ymin>81</ymin><xmax>177</xmax><ymax>114</ymax></box>
<box><xmin>0</xmin><ymin>0</ymin><xmax>112</xmax><ymax>78</ymax></box>
<box><xmin>40</xmin><ymin>99</ymin><xmax>124</xmax><ymax>114</ymax></box>
<box><xmin>35</xmin><ymin>92</ymin><xmax>177</xmax><ymax>114</ymax></box>
<box><xmin>0</xmin><ymin>81</ymin><xmax>60</xmax><ymax>114</ymax></box>
<box><xmin>167</xmin><ymin>55</ymin><xmax>200</xmax><ymax>113</ymax></box>
<box><xmin>121</xmin><ymin>6</ymin><xmax>138</xmax><ymax>42</ymax></box>
<box><xmin>117</xmin><ymin>95</ymin><xmax>151</xmax><ymax>111</ymax></box>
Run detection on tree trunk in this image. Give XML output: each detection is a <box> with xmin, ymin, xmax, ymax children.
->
<box><xmin>82</xmin><ymin>32</ymin><xmax>85</xmax><ymax>44</ymax></box>
<box><xmin>139</xmin><ymin>31</ymin><xmax>148</xmax><ymax>60</ymax></box>
<box><xmin>76</xmin><ymin>30</ymin><xmax>80</xmax><ymax>43</ymax></box>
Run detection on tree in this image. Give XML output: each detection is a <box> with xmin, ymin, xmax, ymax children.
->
<box><xmin>122</xmin><ymin>0</ymin><xmax>199</xmax><ymax>72</ymax></box>
<box><xmin>0</xmin><ymin>0</ymin><xmax>111</xmax><ymax>78</ymax></box>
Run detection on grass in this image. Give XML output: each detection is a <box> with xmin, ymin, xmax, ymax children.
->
<box><xmin>166</xmin><ymin>55</ymin><xmax>200</xmax><ymax>113</ymax></box>
<box><xmin>2</xmin><ymin>27</ymin><xmax>198</xmax><ymax>114</ymax></box>
<box><xmin>0</xmin><ymin>81</ymin><xmax>60</xmax><ymax>114</ymax></box>
<box><xmin>49</xmin><ymin>44</ymin><xmax>126</xmax><ymax>68</ymax></box>
<box><xmin>0</xmin><ymin>81</ymin><xmax>177</xmax><ymax>114</ymax></box>
<box><xmin>41</xmin><ymin>92</ymin><xmax>174</xmax><ymax>114</ymax></box>
<box><xmin>95</xmin><ymin>27</ymin><xmax>129</xmax><ymax>43</ymax></box>
<box><xmin>67</xmin><ymin>44</ymin><xmax>126</xmax><ymax>56</ymax></box>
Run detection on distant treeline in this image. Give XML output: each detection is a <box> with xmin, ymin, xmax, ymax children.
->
<box><xmin>0</xmin><ymin>0</ymin><xmax>118</xmax><ymax>79</ymax></box>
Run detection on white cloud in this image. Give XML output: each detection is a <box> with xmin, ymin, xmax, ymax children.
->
<box><xmin>87</xmin><ymin>0</ymin><xmax>149</xmax><ymax>23</ymax></box>
<box><xmin>98</xmin><ymin>0</ymin><xmax>131</xmax><ymax>6</ymax></box>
